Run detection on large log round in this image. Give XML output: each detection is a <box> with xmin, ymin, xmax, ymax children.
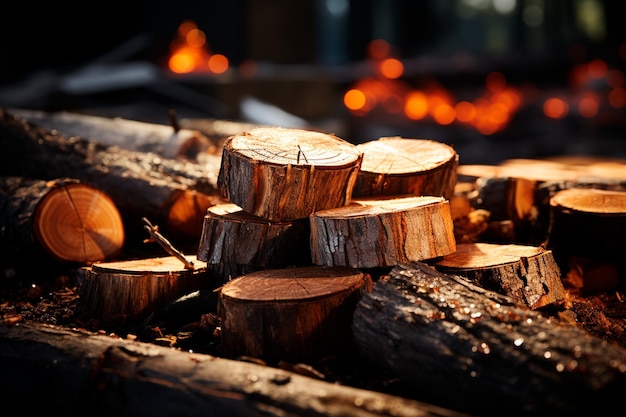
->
<box><xmin>310</xmin><ymin>195</ymin><xmax>456</xmax><ymax>268</ymax></box>
<box><xmin>218</xmin><ymin>266</ymin><xmax>372</xmax><ymax>362</ymax></box>
<box><xmin>353</xmin><ymin>137</ymin><xmax>458</xmax><ymax>200</ymax></box>
<box><xmin>217</xmin><ymin>127</ymin><xmax>363</xmax><ymax>221</ymax></box>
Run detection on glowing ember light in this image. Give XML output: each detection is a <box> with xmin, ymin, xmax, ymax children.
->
<box><xmin>368</xmin><ymin>39</ymin><xmax>391</xmax><ymax>59</ymax></box>
<box><xmin>543</xmin><ymin>97</ymin><xmax>569</xmax><ymax>119</ymax></box>
<box><xmin>379</xmin><ymin>58</ymin><xmax>404</xmax><ymax>79</ymax></box>
<box><xmin>344</xmin><ymin>89</ymin><xmax>367</xmax><ymax>112</ymax></box>
<box><xmin>486</xmin><ymin>71</ymin><xmax>507</xmax><ymax>93</ymax></box>
<box><xmin>404</xmin><ymin>91</ymin><xmax>428</xmax><ymax>120</ymax></box>
<box><xmin>455</xmin><ymin>101</ymin><xmax>476</xmax><ymax>123</ymax></box>
<box><xmin>587</xmin><ymin>58</ymin><xmax>608</xmax><ymax>79</ymax></box>
<box><xmin>167</xmin><ymin>20</ymin><xmax>229</xmax><ymax>75</ymax></box>
<box><xmin>578</xmin><ymin>93</ymin><xmax>599</xmax><ymax>117</ymax></box>
<box><xmin>609</xmin><ymin>87</ymin><xmax>626</xmax><ymax>108</ymax></box>
<box><xmin>208</xmin><ymin>54</ymin><xmax>229</xmax><ymax>74</ymax></box>
<box><xmin>432</xmin><ymin>103</ymin><xmax>455</xmax><ymax>125</ymax></box>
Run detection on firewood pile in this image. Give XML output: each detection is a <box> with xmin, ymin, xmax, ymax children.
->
<box><xmin>1</xmin><ymin>107</ymin><xmax>626</xmax><ymax>416</ymax></box>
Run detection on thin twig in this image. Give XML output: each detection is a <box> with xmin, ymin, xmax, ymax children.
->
<box><xmin>142</xmin><ymin>217</ymin><xmax>194</xmax><ymax>269</ymax></box>
<box><xmin>168</xmin><ymin>109</ymin><xmax>180</xmax><ymax>133</ymax></box>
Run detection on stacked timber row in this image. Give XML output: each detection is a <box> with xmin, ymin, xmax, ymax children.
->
<box><xmin>457</xmin><ymin>157</ymin><xmax>626</xmax><ymax>293</ymax></box>
<box><xmin>204</xmin><ymin>128</ymin><xmax>461</xmax><ymax>362</ymax></box>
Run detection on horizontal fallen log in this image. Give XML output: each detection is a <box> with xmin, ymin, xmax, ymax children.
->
<box><xmin>352</xmin><ymin>262</ymin><xmax>626</xmax><ymax>416</ymax></box>
<box><xmin>0</xmin><ymin>108</ymin><xmax>225</xmax><ymax>248</ymax></box>
<box><xmin>0</xmin><ymin>322</ymin><xmax>470</xmax><ymax>417</ymax></box>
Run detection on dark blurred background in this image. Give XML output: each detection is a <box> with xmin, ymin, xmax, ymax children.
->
<box><xmin>0</xmin><ymin>0</ymin><xmax>624</xmax><ymax>164</ymax></box>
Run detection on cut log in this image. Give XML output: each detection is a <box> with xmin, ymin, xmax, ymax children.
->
<box><xmin>353</xmin><ymin>137</ymin><xmax>458</xmax><ymax>200</ymax></box>
<box><xmin>0</xmin><ymin>322</ymin><xmax>470</xmax><ymax>417</ymax></box>
<box><xmin>10</xmin><ymin>108</ymin><xmax>221</xmax><ymax>163</ymax></box>
<box><xmin>218</xmin><ymin>266</ymin><xmax>372</xmax><ymax>362</ymax></box>
<box><xmin>457</xmin><ymin>157</ymin><xmax>626</xmax><ymax>245</ymax></box>
<box><xmin>217</xmin><ymin>127</ymin><xmax>363</xmax><ymax>221</ymax></box>
<box><xmin>430</xmin><ymin>242</ymin><xmax>566</xmax><ymax>309</ymax></box>
<box><xmin>77</xmin><ymin>255</ymin><xmax>207</xmax><ymax>323</ymax></box>
<box><xmin>197</xmin><ymin>203</ymin><xmax>312</xmax><ymax>284</ymax></box>
<box><xmin>0</xmin><ymin>108</ymin><xmax>225</xmax><ymax>246</ymax></box>
<box><xmin>0</xmin><ymin>176</ymin><xmax>124</xmax><ymax>268</ymax></box>
<box><xmin>352</xmin><ymin>262</ymin><xmax>626</xmax><ymax>416</ymax></box>
<box><xmin>310</xmin><ymin>195</ymin><xmax>456</xmax><ymax>268</ymax></box>
<box><xmin>547</xmin><ymin>188</ymin><xmax>626</xmax><ymax>258</ymax></box>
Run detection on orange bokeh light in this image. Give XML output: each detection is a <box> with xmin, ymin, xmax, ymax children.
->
<box><xmin>379</xmin><ymin>58</ymin><xmax>404</xmax><ymax>79</ymax></box>
<box><xmin>578</xmin><ymin>93</ymin><xmax>599</xmax><ymax>118</ymax></box>
<box><xmin>404</xmin><ymin>91</ymin><xmax>428</xmax><ymax>120</ymax></box>
<box><xmin>543</xmin><ymin>97</ymin><xmax>569</xmax><ymax>119</ymax></box>
<box><xmin>208</xmin><ymin>54</ymin><xmax>229</xmax><ymax>74</ymax></box>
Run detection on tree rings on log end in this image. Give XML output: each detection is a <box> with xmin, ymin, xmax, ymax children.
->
<box><xmin>33</xmin><ymin>180</ymin><xmax>124</xmax><ymax>262</ymax></box>
<box><xmin>77</xmin><ymin>255</ymin><xmax>207</xmax><ymax>323</ymax></box>
<box><xmin>218</xmin><ymin>265</ymin><xmax>372</xmax><ymax>362</ymax></box>
<box><xmin>310</xmin><ymin>195</ymin><xmax>456</xmax><ymax>268</ymax></box>
<box><xmin>197</xmin><ymin>203</ymin><xmax>312</xmax><ymax>284</ymax></box>
<box><xmin>353</xmin><ymin>137</ymin><xmax>458</xmax><ymax>199</ymax></box>
<box><xmin>431</xmin><ymin>242</ymin><xmax>566</xmax><ymax>309</ymax></box>
<box><xmin>217</xmin><ymin>127</ymin><xmax>363</xmax><ymax>221</ymax></box>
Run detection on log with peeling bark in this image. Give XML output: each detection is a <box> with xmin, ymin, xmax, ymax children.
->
<box><xmin>0</xmin><ymin>322</ymin><xmax>471</xmax><ymax>417</ymax></box>
<box><xmin>218</xmin><ymin>127</ymin><xmax>363</xmax><ymax>221</ymax></box>
<box><xmin>457</xmin><ymin>157</ymin><xmax>626</xmax><ymax>245</ymax></box>
<box><xmin>197</xmin><ymin>203</ymin><xmax>312</xmax><ymax>284</ymax></box>
<box><xmin>0</xmin><ymin>176</ymin><xmax>124</xmax><ymax>277</ymax></box>
<box><xmin>430</xmin><ymin>242</ymin><xmax>566</xmax><ymax>309</ymax></box>
<box><xmin>310</xmin><ymin>195</ymin><xmax>456</xmax><ymax>268</ymax></box>
<box><xmin>76</xmin><ymin>255</ymin><xmax>207</xmax><ymax>323</ymax></box>
<box><xmin>0</xmin><ymin>108</ymin><xmax>225</xmax><ymax>247</ymax></box>
<box><xmin>353</xmin><ymin>137</ymin><xmax>459</xmax><ymax>200</ymax></box>
<box><xmin>352</xmin><ymin>262</ymin><xmax>626</xmax><ymax>416</ymax></box>
<box><xmin>10</xmin><ymin>108</ymin><xmax>222</xmax><ymax>163</ymax></box>
<box><xmin>218</xmin><ymin>266</ymin><xmax>372</xmax><ymax>362</ymax></box>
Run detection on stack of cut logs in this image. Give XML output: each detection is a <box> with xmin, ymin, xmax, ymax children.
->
<box><xmin>2</xmin><ymin>108</ymin><xmax>626</xmax><ymax>416</ymax></box>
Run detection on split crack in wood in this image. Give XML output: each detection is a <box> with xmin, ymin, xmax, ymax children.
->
<box><xmin>142</xmin><ymin>217</ymin><xmax>194</xmax><ymax>269</ymax></box>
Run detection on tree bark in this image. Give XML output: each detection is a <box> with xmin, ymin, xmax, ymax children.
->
<box><xmin>352</xmin><ymin>262</ymin><xmax>626</xmax><ymax>416</ymax></box>
<box><xmin>0</xmin><ymin>322</ymin><xmax>470</xmax><ymax>417</ymax></box>
<box><xmin>353</xmin><ymin>137</ymin><xmax>459</xmax><ymax>200</ymax></box>
<box><xmin>0</xmin><ymin>108</ymin><xmax>225</xmax><ymax>247</ymax></box>
<box><xmin>310</xmin><ymin>196</ymin><xmax>456</xmax><ymax>268</ymax></box>
<box><xmin>431</xmin><ymin>242</ymin><xmax>566</xmax><ymax>309</ymax></box>
<box><xmin>0</xmin><ymin>176</ymin><xmax>124</xmax><ymax>276</ymax></box>
<box><xmin>9</xmin><ymin>108</ymin><xmax>221</xmax><ymax>163</ymax></box>
<box><xmin>77</xmin><ymin>255</ymin><xmax>207</xmax><ymax>324</ymax></box>
<box><xmin>218</xmin><ymin>266</ymin><xmax>372</xmax><ymax>363</ymax></box>
<box><xmin>218</xmin><ymin>127</ymin><xmax>363</xmax><ymax>221</ymax></box>
<box><xmin>197</xmin><ymin>203</ymin><xmax>312</xmax><ymax>284</ymax></box>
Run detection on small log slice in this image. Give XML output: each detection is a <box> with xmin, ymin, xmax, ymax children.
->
<box><xmin>77</xmin><ymin>255</ymin><xmax>207</xmax><ymax>323</ymax></box>
<box><xmin>217</xmin><ymin>127</ymin><xmax>363</xmax><ymax>221</ymax></box>
<box><xmin>0</xmin><ymin>176</ymin><xmax>124</xmax><ymax>265</ymax></box>
<box><xmin>352</xmin><ymin>137</ymin><xmax>458</xmax><ymax>200</ymax></box>
<box><xmin>431</xmin><ymin>242</ymin><xmax>566</xmax><ymax>309</ymax></box>
<box><xmin>218</xmin><ymin>266</ymin><xmax>372</xmax><ymax>362</ymax></box>
<box><xmin>197</xmin><ymin>203</ymin><xmax>312</xmax><ymax>284</ymax></box>
<box><xmin>310</xmin><ymin>195</ymin><xmax>456</xmax><ymax>268</ymax></box>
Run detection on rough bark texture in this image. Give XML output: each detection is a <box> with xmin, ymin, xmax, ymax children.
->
<box><xmin>217</xmin><ymin>127</ymin><xmax>363</xmax><ymax>221</ymax></box>
<box><xmin>9</xmin><ymin>108</ymin><xmax>220</xmax><ymax>162</ymax></box>
<box><xmin>352</xmin><ymin>262</ymin><xmax>626</xmax><ymax>416</ymax></box>
<box><xmin>197</xmin><ymin>203</ymin><xmax>312</xmax><ymax>284</ymax></box>
<box><xmin>431</xmin><ymin>242</ymin><xmax>566</xmax><ymax>309</ymax></box>
<box><xmin>0</xmin><ymin>322</ymin><xmax>471</xmax><ymax>417</ymax></box>
<box><xmin>218</xmin><ymin>266</ymin><xmax>372</xmax><ymax>362</ymax></box>
<box><xmin>310</xmin><ymin>196</ymin><xmax>456</xmax><ymax>268</ymax></box>
<box><xmin>77</xmin><ymin>256</ymin><xmax>207</xmax><ymax>324</ymax></box>
<box><xmin>0</xmin><ymin>176</ymin><xmax>124</xmax><ymax>271</ymax></box>
<box><xmin>0</xmin><ymin>108</ymin><xmax>225</xmax><ymax>247</ymax></box>
<box><xmin>353</xmin><ymin>137</ymin><xmax>459</xmax><ymax>200</ymax></box>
